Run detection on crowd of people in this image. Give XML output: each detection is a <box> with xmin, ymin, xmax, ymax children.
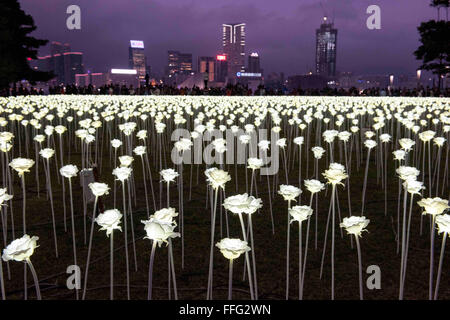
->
<box><xmin>1</xmin><ymin>83</ymin><xmax>449</xmax><ymax>97</ymax></box>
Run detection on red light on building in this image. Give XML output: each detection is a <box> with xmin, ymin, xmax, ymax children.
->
<box><xmin>216</xmin><ymin>55</ymin><xmax>226</xmax><ymax>61</ymax></box>
<box><xmin>27</xmin><ymin>57</ymin><xmax>32</xmax><ymax>61</ymax></box>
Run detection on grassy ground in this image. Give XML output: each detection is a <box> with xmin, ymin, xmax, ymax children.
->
<box><xmin>1</xmin><ymin>142</ymin><xmax>449</xmax><ymax>300</ymax></box>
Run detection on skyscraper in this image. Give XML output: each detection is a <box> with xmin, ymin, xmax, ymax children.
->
<box><xmin>315</xmin><ymin>17</ymin><xmax>337</xmax><ymax>78</ymax></box>
<box><xmin>222</xmin><ymin>23</ymin><xmax>245</xmax><ymax>78</ymax></box>
<box><xmin>167</xmin><ymin>51</ymin><xmax>193</xmax><ymax>75</ymax></box>
<box><xmin>30</xmin><ymin>41</ymin><xmax>84</xmax><ymax>84</ymax></box>
<box><xmin>247</xmin><ymin>52</ymin><xmax>261</xmax><ymax>74</ymax></box>
<box><xmin>215</xmin><ymin>54</ymin><xmax>228</xmax><ymax>83</ymax></box>
<box><xmin>198</xmin><ymin>57</ymin><xmax>215</xmax><ymax>82</ymax></box>
<box><xmin>128</xmin><ymin>40</ymin><xmax>147</xmax><ymax>84</ymax></box>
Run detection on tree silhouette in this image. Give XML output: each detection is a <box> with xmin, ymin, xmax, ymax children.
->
<box><xmin>0</xmin><ymin>0</ymin><xmax>53</xmax><ymax>92</ymax></box>
<box><xmin>414</xmin><ymin>1</ymin><xmax>450</xmax><ymax>91</ymax></box>
<box><xmin>430</xmin><ymin>0</ymin><xmax>449</xmax><ymax>21</ymax></box>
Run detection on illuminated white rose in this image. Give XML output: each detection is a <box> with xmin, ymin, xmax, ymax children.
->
<box><xmin>212</xmin><ymin>138</ymin><xmax>227</xmax><ymax>153</ymax></box>
<box><xmin>55</xmin><ymin>125</ymin><xmax>67</xmax><ymax>135</ymax></box>
<box><xmin>205</xmin><ymin>167</ymin><xmax>231</xmax><ymax>190</ymax></box>
<box><xmin>364</xmin><ymin>139</ymin><xmax>377</xmax><ymax>149</ymax></box>
<box><xmin>311</xmin><ymin>146</ymin><xmax>325</xmax><ymax>159</ymax></box>
<box><xmin>239</xmin><ymin>134</ymin><xmax>251</xmax><ymax>144</ymax></box>
<box><xmin>155</xmin><ymin>122</ymin><xmax>166</xmax><ymax>133</ymax></box>
<box><xmin>39</xmin><ymin>148</ymin><xmax>54</xmax><ymax>159</ymax></box>
<box><xmin>119</xmin><ymin>155</ymin><xmax>134</xmax><ymax>167</ymax></box>
<box><xmin>247</xmin><ymin>158</ymin><xmax>264</xmax><ymax>170</ymax></box>
<box><xmin>393</xmin><ymin>149</ymin><xmax>406</xmax><ymax>161</ymax></box>
<box><xmin>276</xmin><ymin>138</ymin><xmax>287</xmax><ymax>148</ymax></box>
<box><xmin>96</xmin><ymin>209</ymin><xmax>122</xmax><ymax>236</ymax></box>
<box><xmin>403</xmin><ymin>179</ymin><xmax>424</xmax><ymax>195</ymax></box>
<box><xmin>398</xmin><ymin>138</ymin><xmax>415</xmax><ymax>151</ymax></box>
<box><xmin>9</xmin><ymin>158</ymin><xmax>35</xmax><ymax>175</ymax></box>
<box><xmin>340</xmin><ymin>216</ymin><xmax>370</xmax><ymax>237</ymax></box>
<box><xmin>113</xmin><ymin>166</ymin><xmax>132</xmax><ymax>181</ymax></box>
<box><xmin>142</xmin><ymin>219</ymin><xmax>180</xmax><ymax>246</ymax></box>
<box><xmin>338</xmin><ymin>131</ymin><xmax>351</xmax><ymax>142</ymax></box>
<box><xmin>323</xmin><ymin>130</ymin><xmax>339</xmax><ymax>143</ymax></box>
<box><xmin>0</xmin><ymin>132</ymin><xmax>14</xmax><ymax>143</ymax></box>
<box><xmin>160</xmin><ymin>168</ymin><xmax>179</xmax><ymax>183</ymax></box>
<box><xmin>85</xmin><ymin>134</ymin><xmax>95</xmax><ymax>144</ymax></box>
<box><xmin>2</xmin><ymin>235</ymin><xmax>39</xmax><ymax>262</ymax></box>
<box><xmin>293</xmin><ymin>137</ymin><xmax>304</xmax><ymax>145</ymax></box>
<box><xmin>151</xmin><ymin>207</ymin><xmax>178</xmax><ymax>224</ymax></box>
<box><xmin>380</xmin><ymin>133</ymin><xmax>391</xmax><ymax>143</ymax></box>
<box><xmin>433</xmin><ymin>137</ymin><xmax>446</xmax><ymax>147</ymax></box>
<box><xmin>304</xmin><ymin>179</ymin><xmax>325</xmax><ymax>194</ymax></box>
<box><xmin>111</xmin><ymin>139</ymin><xmax>122</xmax><ymax>148</ymax></box>
<box><xmin>136</xmin><ymin>130</ymin><xmax>147</xmax><ymax>140</ymax></box>
<box><xmin>278</xmin><ymin>185</ymin><xmax>302</xmax><ymax>202</ymax></box>
<box><xmin>33</xmin><ymin>135</ymin><xmax>45</xmax><ymax>143</ymax></box>
<box><xmin>223</xmin><ymin>193</ymin><xmax>262</xmax><ymax>214</ymax></box>
<box><xmin>289</xmin><ymin>205</ymin><xmax>313</xmax><ymax>223</ymax></box>
<box><xmin>0</xmin><ymin>188</ymin><xmax>13</xmax><ymax>205</ymax></box>
<box><xmin>436</xmin><ymin>214</ymin><xmax>450</xmax><ymax>235</ymax></box>
<box><xmin>419</xmin><ymin>130</ymin><xmax>436</xmax><ymax>142</ymax></box>
<box><xmin>258</xmin><ymin>140</ymin><xmax>270</xmax><ymax>151</ymax></box>
<box><xmin>60</xmin><ymin>164</ymin><xmax>79</xmax><ymax>178</ymax></box>
<box><xmin>323</xmin><ymin>162</ymin><xmax>348</xmax><ymax>185</ymax></box>
<box><xmin>133</xmin><ymin>146</ymin><xmax>146</xmax><ymax>156</ymax></box>
<box><xmin>89</xmin><ymin>182</ymin><xmax>110</xmax><ymax>197</ymax></box>
<box><xmin>396</xmin><ymin>166</ymin><xmax>420</xmax><ymax>181</ymax></box>
<box><xmin>175</xmin><ymin>138</ymin><xmax>193</xmax><ymax>152</ymax></box>
<box><xmin>216</xmin><ymin>238</ymin><xmax>250</xmax><ymax>260</ymax></box>
<box><xmin>417</xmin><ymin>197</ymin><xmax>449</xmax><ymax>216</ymax></box>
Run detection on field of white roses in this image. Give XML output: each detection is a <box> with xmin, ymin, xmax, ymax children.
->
<box><xmin>0</xmin><ymin>95</ymin><xmax>448</xmax><ymax>300</ymax></box>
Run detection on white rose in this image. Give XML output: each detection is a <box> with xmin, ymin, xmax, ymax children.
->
<box><xmin>113</xmin><ymin>166</ymin><xmax>132</xmax><ymax>181</ymax></box>
<box><xmin>247</xmin><ymin>158</ymin><xmax>264</xmax><ymax>170</ymax></box>
<box><xmin>304</xmin><ymin>179</ymin><xmax>325</xmax><ymax>194</ymax></box>
<box><xmin>39</xmin><ymin>148</ymin><xmax>55</xmax><ymax>159</ymax></box>
<box><xmin>278</xmin><ymin>185</ymin><xmax>302</xmax><ymax>202</ymax></box>
<box><xmin>9</xmin><ymin>158</ymin><xmax>35</xmax><ymax>175</ymax></box>
<box><xmin>119</xmin><ymin>155</ymin><xmax>134</xmax><ymax>167</ymax></box>
<box><xmin>89</xmin><ymin>182</ymin><xmax>110</xmax><ymax>197</ymax></box>
<box><xmin>205</xmin><ymin>167</ymin><xmax>231</xmax><ymax>190</ymax></box>
<box><xmin>160</xmin><ymin>168</ymin><xmax>179</xmax><ymax>183</ymax></box>
<box><xmin>96</xmin><ymin>209</ymin><xmax>122</xmax><ymax>236</ymax></box>
<box><xmin>289</xmin><ymin>205</ymin><xmax>313</xmax><ymax>223</ymax></box>
<box><xmin>2</xmin><ymin>235</ymin><xmax>39</xmax><ymax>262</ymax></box>
<box><xmin>216</xmin><ymin>238</ymin><xmax>250</xmax><ymax>260</ymax></box>
<box><xmin>60</xmin><ymin>164</ymin><xmax>79</xmax><ymax>178</ymax></box>
<box><xmin>133</xmin><ymin>146</ymin><xmax>146</xmax><ymax>156</ymax></box>
<box><xmin>417</xmin><ymin>197</ymin><xmax>449</xmax><ymax>216</ymax></box>
<box><xmin>340</xmin><ymin>216</ymin><xmax>370</xmax><ymax>237</ymax></box>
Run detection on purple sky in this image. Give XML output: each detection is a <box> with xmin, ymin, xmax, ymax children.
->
<box><xmin>20</xmin><ymin>0</ymin><xmax>437</xmax><ymax>76</ymax></box>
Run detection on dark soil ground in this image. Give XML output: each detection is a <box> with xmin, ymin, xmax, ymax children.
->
<box><xmin>1</xmin><ymin>141</ymin><xmax>449</xmax><ymax>300</ymax></box>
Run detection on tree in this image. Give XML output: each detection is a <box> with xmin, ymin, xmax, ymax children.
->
<box><xmin>0</xmin><ymin>0</ymin><xmax>53</xmax><ymax>92</ymax></box>
<box><xmin>430</xmin><ymin>0</ymin><xmax>449</xmax><ymax>21</ymax></box>
<box><xmin>414</xmin><ymin>1</ymin><xmax>450</xmax><ymax>91</ymax></box>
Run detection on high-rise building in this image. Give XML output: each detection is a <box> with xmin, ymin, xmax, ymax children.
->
<box><xmin>63</xmin><ymin>52</ymin><xmax>84</xmax><ymax>84</ymax></box>
<box><xmin>247</xmin><ymin>52</ymin><xmax>260</xmax><ymax>74</ymax></box>
<box><xmin>50</xmin><ymin>41</ymin><xmax>71</xmax><ymax>56</ymax></box>
<box><xmin>222</xmin><ymin>23</ymin><xmax>245</xmax><ymax>78</ymax></box>
<box><xmin>214</xmin><ymin>54</ymin><xmax>228</xmax><ymax>83</ymax></box>
<box><xmin>30</xmin><ymin>41</ymin><xmax>84</xmax><ymax>84</ymax></box>
<box><xmin>167</xmin><ymin>51</ymin><xmax>193</xmax><ymax>76</ymax></box>
<box><xmin>198</xmin><ymin>57</ymin><xmax>215</xmax><ymax>82</ymax></box>
<box><xmin>128</xmin><ymin>40</ymin><xmax>147</xmax><ymax>84</ymax></box>
<box><xmin>315</xmin><ymin>17</ymin><xmax>337</xmax><ymax>78</ymax></box>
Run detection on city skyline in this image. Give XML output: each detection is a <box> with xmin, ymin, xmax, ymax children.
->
<box><xmin>20</xmin><ymin>0</ymin><xmax>437</xmax><ymax>77</ymax></box>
